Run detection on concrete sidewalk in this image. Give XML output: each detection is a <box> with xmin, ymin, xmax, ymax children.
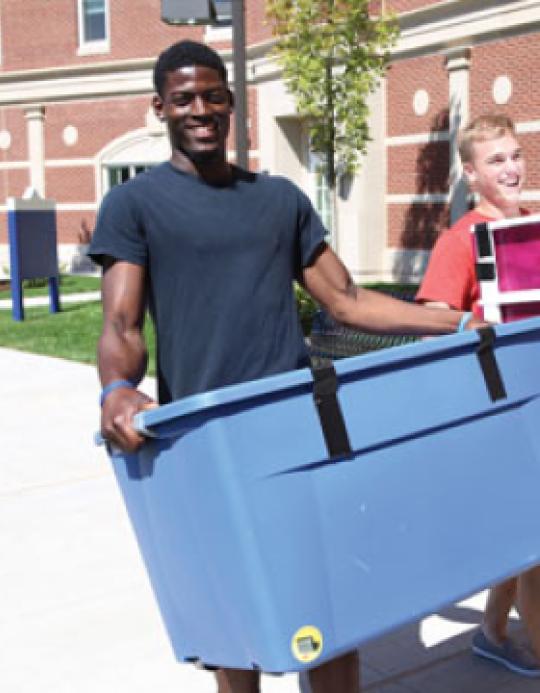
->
<box><xmin>0</xmin><ymin>347</ymin><xmax>537</xmax><ymax>692</ymax></box>
<box><xmin>0</xmin><ymin>291</ymin><xmax>100</xmax><ymax>310</ymax></box>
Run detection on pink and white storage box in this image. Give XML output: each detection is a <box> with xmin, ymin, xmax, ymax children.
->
<box><xmin>473</xmin><ymin>213</ymin><xmax>540</xmax><ymax>322</ymax></box>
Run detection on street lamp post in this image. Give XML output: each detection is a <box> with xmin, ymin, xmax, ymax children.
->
<box><xmin>230</xmin><ymin>0</ymin><xmax>248</xmax><ymax>169</ymax></box>
<box><xmin>161</xmin><ymin>0</ymin><xmax>249</xmax><ymax>169</ymax></box>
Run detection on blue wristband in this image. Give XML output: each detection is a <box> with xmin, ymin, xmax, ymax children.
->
<box><xmin>100</xmin><ymin>379</ymin><xmax>135</xmax><ymax>407</ymax></box>
<box><xmin>457</xmin><ymin>311</ymin><xmax>473</xmax><ymax>333</ymax></box>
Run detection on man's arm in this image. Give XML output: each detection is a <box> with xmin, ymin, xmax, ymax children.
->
<box><xmin>302</xmin><ymin>245</ymin><xmax>484</xmax><ymax>334</ymax></box>
<box><xmin>98</xmin><ymin>257</ymin><xmax>156</xmax><ymax>452</ymax></box>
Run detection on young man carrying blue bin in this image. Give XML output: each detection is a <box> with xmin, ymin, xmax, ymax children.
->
<box><xmin>89</xmin><ymin>39</ymin><xmax>486</xmax><ymax>693</ymax></box>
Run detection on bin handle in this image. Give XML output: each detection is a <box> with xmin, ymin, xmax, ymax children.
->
<box><xmin>93</xmin><ymin>415</ymin><xmax>156</xmax><ymax>448</ymax></box>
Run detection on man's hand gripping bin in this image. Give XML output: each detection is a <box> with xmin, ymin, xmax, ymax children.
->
<box><xmin>106</xmin><ymin>318</ymin><xmax>540</xmax><ymax>673</ymax></box>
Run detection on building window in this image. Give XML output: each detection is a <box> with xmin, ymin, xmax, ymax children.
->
<box><xmin>107</xmin><ymin>165</ymin><xmax>152</xmax><ymax>190</ymax></box>
<box><xmin>77</xmin><ymin>0</ymin><xmax>110</xmax><ymax>55</ymax></box>
<box><xmin>206</xmin><ymin>0</ymin><xmax>232</xmax><ymax>40</ymax></box>
<box><xmin>214</xmin><ymin>0</ymin><xmax>232</xmax><ymax>24</ymax></box>
<box><xmin>308</xmin><ymin>149</ymin><xmax>334</xmax><ymax>242</ymax></box>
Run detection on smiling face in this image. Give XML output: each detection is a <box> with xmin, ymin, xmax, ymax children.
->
<box><xmin>153</xmin><ymin>65</ymin><xmax>233</xmax><ymax>173</ymax></box>
<box><xmin>464</xmin><ymin>132</ymin><xmax>525</xmax><ymax>218</ymax></box>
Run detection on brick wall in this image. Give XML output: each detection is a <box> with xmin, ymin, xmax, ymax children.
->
<box><xmin>1</xmin><ymin>0</ymin><xmax>78</xmax><ymax>71</ymax></box>
<box><xmin>0</xmin><ymin>1</ymin><xmax>279</xmax><ymax>71</ymax></box>
<box><xmin>520</xmin><ymin>135</ymin><xmax>540</xmax><ymax>191</ymax></box>
<box><xmin>387</xmin><ymin>55</ymin><xmax>448</xmax><ymax>137</ymax></box>
<box><xmin>386</xmin><ymin>52</ymin><xmax>450</xmax><ymax>250</ymax></box>
<box><xmin>248</xmin><ymin>0</ymin><xmax>273</xmax><ymax>45</ymax></box>
<box><xmin>109</xmin><ymin>1</ymin><xmax>204</xmax><ymax>61</ymax></box>
<box><xmin>387</xmin><ymin>141</ymin><xmax>449</xmax><ymax>196</ymax></box>
<box><xmin>44</xmin><ymin>97</ymin><xmax>151</xmax><ymax>160</ymax></box>
<box><xmin>470</xmin><ymin>34</ymin><xmax>540</xmax><ymax>124</ymax></box>
<box><xmin>388</xmin><ymin>202</ymin><xmax>448</xmax><ymax>249</ymax></box>
<box><xmin>57</xmin><ymin>210</ymin><xmax>97</xmax><ymax>245</ymax></box>
<box><xmin>0</xmin><ymin>0</ymin><xmax>203</xmax><ymax>71</ymax></box>
<box><xmin>0</xmin><ymin>168</ymin><xmax>30</xmax><ymax>207</ymax></box>
<box><xmin>387</xmin><ymin>0</ymin><xmax>442</xmax><ymax>13</ymax></box>
<box><xmin>0</xmin><ymin>107</ymin><xmax>28</xmax><ymax>161</ymax></box>
<box><xmin>46</xmin><ymin>167</ymin><xmax>95</xmax><ymax>204</ymax></box>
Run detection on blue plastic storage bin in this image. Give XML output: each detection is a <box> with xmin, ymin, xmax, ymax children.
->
<box><xmin>108</xmin><ymin>317</ymin><xmax>540</xmax><ymax>673</ymax></box>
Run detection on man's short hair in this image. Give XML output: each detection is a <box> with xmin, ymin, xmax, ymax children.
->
<box><xmin>458</xmin><ymin>113</ymin><xmax>516</xmax><ymax>164</ymax></box>
<box><xmin>153</xmin><ymin>39</ymin><xmax>228</xmax><ymax>97</ymax></box>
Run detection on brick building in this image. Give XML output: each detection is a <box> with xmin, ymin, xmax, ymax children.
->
<box><xmin>0</xmin><ymin>0</ymin><xmax>539</xmax><ymax>282</ymax></box>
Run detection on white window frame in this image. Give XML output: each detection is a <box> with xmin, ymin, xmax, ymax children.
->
<box><xmin>77</xmin><ymin>0</ymin><xmax>110</xmax><ymax>56</ymax></box>
<box><xmin>307</xmin><ymin>147</ymin><xmax>335</xmax><ymax>245</ymax></box>
<box><xmin>205</xmin><ymin>0</ymin><xmax>232</xmax><ymax>41</ymax></box>
<box><xmin>205</xmin><ymin>24</ymin><xmax>232</xmax><ymax>41</ymax></box>
<box><xmin>104</xmin><ymin>163</ymin><xmax>154</xmax><ymax>193</ymax></box>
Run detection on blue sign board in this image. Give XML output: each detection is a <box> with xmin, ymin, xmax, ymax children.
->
<box><xmin>7</xmin><ymin>190</ymin><xmax>60</xmax><ymax>321</ymax></box>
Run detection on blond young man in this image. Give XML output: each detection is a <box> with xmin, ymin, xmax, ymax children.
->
<box><xmin>417</xmin><ymin>114</ymin><xmax>540</xmax><ymax>677</ymax></box>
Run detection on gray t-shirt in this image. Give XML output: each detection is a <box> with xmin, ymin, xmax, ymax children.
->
<box><xmin>89</xmin><ymin>163</ymin><xmax>327</xmax><ymax>403</ymax></box>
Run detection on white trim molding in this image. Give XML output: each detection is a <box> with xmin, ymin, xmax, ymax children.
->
<box><xmin>0</xmin><ymin>60</ymin><xmax>154</xmax><ymax>106</ymax></box>
<box><xmin>395</xmin><ymin>0</ymin><xmax>540</xmax><ymax>61</ymax></box>
<box><xmin>45</xmin><ymin>158</ymin><xmax>96</xmax><ymax>168</ymax></box>
<box><xmin>0</xmin><ymin>202</ymin><xmax>97</xmax><ymax>213</ymax></box>
<box><xmin>386</xmin><ymin>131</ymin><xmax>450</xmax><ymax>147</ymax></box>
<box><xmin>386</xmin><ymin>193</ymin><xmax>449</xmax><ymax>204</ymax></box>
<box><xmin>56</xmin><ymin>203</ymin><xmax>98</xmax><ymax>211</ymax></box>
<box><xmin>0</xmin><ymin>160</ymin><xmax>30</xmax><ymax>170</ymax></box>
<box><xmin>516</xmin><ymin>120</ymin><xmax>540</xmax><ymax>134</ymax></box>
<box><xmin>520</xmin><ymin>190</ymin><xmax>540</xmax><ymax>202</ymax></box>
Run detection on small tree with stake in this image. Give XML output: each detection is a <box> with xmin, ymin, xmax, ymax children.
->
<box><xmin>266</xmin><ymin>0</ymin><xmax>398</xmax><ymax>239</ymax></box>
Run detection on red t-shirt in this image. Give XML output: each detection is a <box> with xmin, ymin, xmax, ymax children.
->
<box><xmin>416</xmin><ymin>210</ymin><xmax>492</xmax><ymax>316</ymax></box>
<box><xmin>417</xmin><ymin>209</ymin><xmax>530</xmax><ymax>317</ymax></box>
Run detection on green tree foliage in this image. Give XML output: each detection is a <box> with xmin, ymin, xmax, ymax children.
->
<box><xmin>266</xmin><ymin>0</ymin><xmax>398</xmax><ymax>187</ymax></box>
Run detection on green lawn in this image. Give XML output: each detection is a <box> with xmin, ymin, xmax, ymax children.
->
<box><xmin>0</xmin><ymin>282</ymin><xmax>418</xmax><ymax>371</ymax></box>
<box><xmin>0</xmin><ymin>300</ymin><xmax>157</xmax><ymax>375</ymax></box>
<box><xmin>0</xmin><ymin>274</ymin><xmax>101</xmax><ymax>299</ymax></box>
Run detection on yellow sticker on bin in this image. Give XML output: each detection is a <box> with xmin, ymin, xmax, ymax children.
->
<box><xmin>291</xmin><ymin>625</ymin><xmax>323</xmax><ymax>663</ymax></box>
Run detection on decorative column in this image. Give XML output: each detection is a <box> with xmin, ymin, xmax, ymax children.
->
<box><xmin>445</xmin><ymin>48</ymin><xmax>471</xmax><ymax>224</ymax></box>
<box><xmin>25</xmin><ymin>106</ymin><xmax>46</xmax><ymax>196</ymax></box>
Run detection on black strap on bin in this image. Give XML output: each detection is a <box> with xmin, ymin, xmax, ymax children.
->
<box><xmin>311</xmin><ymin>364</ymin><xmax>352</xmax><ymax>458</ymax></box>
<box><xmin>474</xmin><ymin>222</ymin><xmax>492</xmax><ymax>258</ymax></box>
<box><xmin>476</xmin><ymin>327</ymin><xmax>507</xmax><ymax>402</ymax></box>
<box><xmin>475</xmin><ymin>262</ymin><xmax>496</xmax><ymax>281</ymax></box>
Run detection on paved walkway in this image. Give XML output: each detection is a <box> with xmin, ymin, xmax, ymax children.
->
<box><xmin>0</xmin><ymin>291</ymin><xmax>100</xmax><ymax>310</ymax></box>
<box><xmin>0</xmin><ymin>347</ymin><xmax>537</xmax><ymax>692</ymax></box>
